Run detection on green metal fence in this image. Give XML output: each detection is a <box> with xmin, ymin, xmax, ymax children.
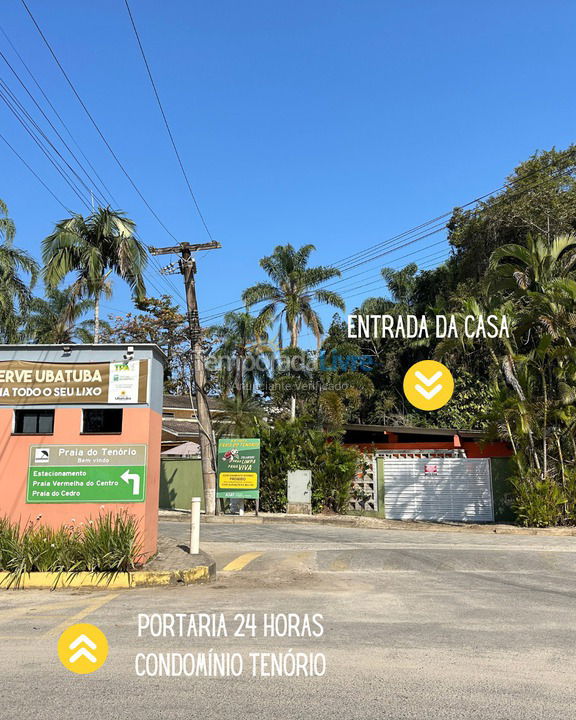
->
<box><xmin>159</xmin><ymin>457</ymin><xmax>204</xmax><ymax>511</ymax></box>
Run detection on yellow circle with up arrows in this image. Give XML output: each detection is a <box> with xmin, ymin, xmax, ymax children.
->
<box><xmin>57</xmin><ymin>623</ymin><xmax>109</xmax><ymax>674</ymax></box>
<box><xmin>403</xmin><ymin>360</ymin><xmax>454</xmax><ymax>411</ymax></box>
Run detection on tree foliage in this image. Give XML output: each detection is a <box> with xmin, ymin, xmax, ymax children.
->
<box><xmin>242</xmin><ymin>243</ymin><xmax>344</xmax><ymax>348</ymax></box>
<box><xmin>25</xmin><ymin>288</ymin><xmax>99</xmax><ymax>344</ymax></box>
<box><xmin>254</xmin><ymin>418</ymin><xmax>361</xmax><ymax>514</ymax></box>
<box><xmin>101</xmin><ymin>295</ymin><xmax>192</xmax><ymax>394</ymax></box>
<box><xmin>42</xmin><ymin>207</ymin><xmax>147</xmax><ymax>342</ymax></box>
<box><xmin>0</xmin><ymin>198</ymin><xmax>39</xmax><ymax>342</ymax></box>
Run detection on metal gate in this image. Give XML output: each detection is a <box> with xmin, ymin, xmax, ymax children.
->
<box><xmin>382</xmin><ymin>457</ymin><xmax>493</xmax><ymax>522</ymax></box>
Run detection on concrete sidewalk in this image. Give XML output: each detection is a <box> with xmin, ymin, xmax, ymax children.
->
<box><xmin>159</xmin><ymin>508</ymin><xmax>576</xmax><ymax>536</ymax></box>
<box><xmin>145</xmin><ymin>533</ymin><xmax>216</xmax><ymax>575</ymax></box>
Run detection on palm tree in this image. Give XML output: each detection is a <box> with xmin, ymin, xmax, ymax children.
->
<box><xmin>25</xmin><ymin>287</ymin><xmax>99</xmax><ymax>344</ymax></box>
<box><xmin>42</xmin><ymin>207</ymin><xmax>147</xmax><ymax>342</ymax></box>
<box><xmin>381</xmin><ymin>262</ymin><xmax>419</xmax><ymax>306</ymax></box>
<box><xmin>490</xmin><ymin>233</ymin><xmax>576</xmax><ymax>293</ymax></box>
<box><xmin>0</xmin><ymin>199</ymin><xmax>39</xmax><ymax>342</ymax></box>
<box><xmin>208</xmin><ymin>311</ymin><xmax>274</xmax><ymax>400</ymax></box>
<box><xmin>214</xmin><ymin>395</ymin><xmax>265</xmax><ymax>438</ymax></box>
<box><xmin>0</xmin><ymin>199</ymin><xmax>15</xmax><ymax>244</ymax></box>
<box><xmin>484</xmin><ymin>234</ymin><xmax>576</xmax><ymax>489</ymax></box>
<box><xmin>242</xmin><ymin>244</ymin><xmax>345</xmax><ymax>349</ymax></box>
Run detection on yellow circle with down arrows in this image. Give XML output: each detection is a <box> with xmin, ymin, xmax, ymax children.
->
<box><xmin>57</xmin><ymin>623</ymin><xmax>109</xmax><ymax>674</ymax></box>
<box><xmin>403</xmin><ymin>360</ymin><xmax>454</xmax><ymax>411</ymax></box>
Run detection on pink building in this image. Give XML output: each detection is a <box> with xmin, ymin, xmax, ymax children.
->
<box><xmin>0</xmin><ymin>344</ymin><xmax>166</xmax><ymax>560</ymax></box>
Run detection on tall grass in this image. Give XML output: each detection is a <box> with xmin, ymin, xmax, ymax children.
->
<box><xmin>0</xmin><ymin>511</ymin><xmax>143</xmax><ymax>587</ymax></box>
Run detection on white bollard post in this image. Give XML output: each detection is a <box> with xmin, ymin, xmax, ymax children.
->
<box><xmin>190</xmin><ymin>497</ymin><xmax>201</xmax><ymax>555</ymax></box>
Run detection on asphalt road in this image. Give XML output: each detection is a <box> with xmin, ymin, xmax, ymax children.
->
<box><xmin>1</xmin><ymin>520</ymin><xmax>576</xmax><ymax>720</ymax></box>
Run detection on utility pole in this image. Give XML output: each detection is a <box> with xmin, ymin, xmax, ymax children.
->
<box><xmin>150</xmin><ymin>241</ymin><xmax>221</xmax><ymax>515</ymax></box>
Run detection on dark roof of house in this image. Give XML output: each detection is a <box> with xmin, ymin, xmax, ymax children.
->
<box><xmin>343</xmin><ymin>424</ymin><xmax>484</xmax><ymax>439</ymax></box>
<box><xmin>163</xmin><ymin>394</ymin><xmax>223</xmax><ymax>411</ymax></box>
<box><xmin>162</xmin><ymin>418</ymin><xmax>200</xmax><ymax>437</ymax></box>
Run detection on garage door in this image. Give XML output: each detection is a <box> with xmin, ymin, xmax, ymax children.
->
<box><xmin>383</xmin><ymin>458</ymin><xmax>493</xmax><ymax>522</ymax></box>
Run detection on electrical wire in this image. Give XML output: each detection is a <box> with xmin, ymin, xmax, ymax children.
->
<box><xmin>0</xmin><ymin>84</ymin><xmax>178</xmax><ymax>301</ymax></box>
<box><xmin>123</xmin><ymin>0</ymin><xmax>215</xmax><ymax>242</ymax></box>
<box><xmin>328</xmin><ymin>148</ymin><xmax>576</xmax><ymax>272</ymax></box>
<box><xmin>200</xmin><ymin>163</ymin><xmax>576</xmax><ymax>323</ymax></box>
<box><xmin>1</xmin><ymin>20</ymin><xmax>187</xmax><ymax>303</ymax></box>
<box><xmin>0</xmin><ymin>130</ymin><xmax>72</xmax><ymax>212</ymax></box>
<box><xmin>19</xmin><ymin>0</ymin><xmax>182</xmax><ymax>244</ymax></box>
<box><xmin>0</xmin><ymin>49</ymin><xmax>111</xmax><ymax>205</ymax></box>
<box><xmin>0</xmin><ymin>77</ymin><xmax>103</xmax><ymax>206</ymax></box>
<box><xmin>12</xmin><ymin>1</ymin><xmax>576</xmax><ymax>328</ymax></box>
<box><xmin>198</xmin><ymin>238</ymin><xmax>450</xmax><ymax>318</ymax></box>
<box><xmin>0</xmin><ymin>84</ymin><xmax>92</xmax><ymax>209</ymax></box>
<box><xmin>200</xmin><ymin>225</ymin><xmax>447</xmax><ymax>322</ymax></box>
<box><xmin>0</xmin><ymin>22</ymin><xmax>118</xmax><ymax>204</ymax></box>
<box><xmin>293</xmin><ymin>253</ymin><xmax>449</xmax><ymax>344</ymax></box>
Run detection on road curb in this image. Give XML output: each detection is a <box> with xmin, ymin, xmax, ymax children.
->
<box><xmin>0</xmin><ymin>562</ymin><xmax>216</xmax><ymax>589</ymax></box>
<box><xmin>195</xmin><ymin>513</ymin><xmax>576</xmax><ymax>536</ymax></box>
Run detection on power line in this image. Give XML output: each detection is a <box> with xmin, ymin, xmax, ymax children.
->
<box><xmin>123</xmin><ymin>0</ymin><xmax>215</xmax><ymax>242</ymax></box>
<box><xmin>0</xmin><ymin>83</ymin><xmax>178</xmax><ymax>301</ymax></box>
<box><xmin>293</xmin><ymin>252</ymin><xmax>450</xmax><ymax>344</ymax></box>
<box><xmin>200</xmin><ymin>223</ymin><xmax>449</xmax><ymax>322</ymax></box>
<box><xmin>13</xmin><ymin>1</ymin><xmax>576</xmax><ymax>328</ymax></box>
<box><xmin>19</xmin><ymin>0</ymin><xmax>182</xmax><ymax>244</ymax></box>
<box><xmin>0</xmin><ymin>130</ymin><xmax>71</xmax><ymax>212</ymax></box>
<box><xmin>300</xmin><ymin>250</ymin><xmax>449</xmax><ymax>319</ymax></box>
<box><xmin>201</xmin><ymin>225</ymin><xmax>447</xmax><ymax>323</ymax></box>
<box><xmin>200</xmin><ymin>163</ymin><xmax>576</xmax><ymax>323</ymax></box>
<box><xmin>0</xmin><ymin>49</ymin><xmax>111</xmax><ymax>206</ymax></box>
<box><xmin>317</xmin><ymin>249</ymin><xmax>449</xmax><ymax>298</ymax></box>
<box><xmin>0</xmin><ymin>114</ymin><xmax>173</xmax><ymax>301</ymax></box>
<box><xmin>0</xmin><ymin>84</ymin><xmax>92</xmax><ymax>209</ymax></box>
<box><xmin>0</xmin><ymin>22</ymin><xmax>118</xmax><ymax>204</ymax></box>
<box><xmin>1</xmin><ymin>19</ymin><xmax>187</xmax><ymax>303</ymax></box>
<box><xmin>199</xmin><ymin>237</ymin><xmax>449</xmax><ymax>318</ymax></box>
<box><xmin>0</xmin><ymin>77</ymin><xmax>103</xmax><ymax>206</ymax></box>
<box><xmin>317</xmin><ymin>238</ymin><xmax>449</xmax><ymax>292</ymax></box>
<box><xmin>315</xmin><ymin>162</ymin><xmax>575</xmax><ymax>278</ymax></box>
<box><xmin>328</xmin><ymin>148</ymin><xmax>576</xmax><ymax>272</ymax></box>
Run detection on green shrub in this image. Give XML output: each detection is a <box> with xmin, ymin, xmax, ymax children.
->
<box><xmin>512</xmin><ymin>471</ymin><xmax>566</xmax><ymax>527</ymax></box>
<box><xmin>0</xmin><ymin>511</ymin><xmax>143</xmax><ymax>587</ymax></box>
<box><xmin>79</xmin><ymin>511</ymin><xmax>142</xmax><ymax>572</ymax></box>
<box><xmin>255</xmin><ymin>419</ymin><xmax>303</xmax><ymax>512</ymax></box>
<box><xmin>309</xmin><ymin>438</ymin><xmax>360</xmax><ymax>514</ymax></box>
<box><xmin>254</xmin><ymin>418</ymin><xmax>361</xmax><ymax>514</ymax></box>
<box><xmin>563</xmin><ymin>468</ymin><xmax>576</xmax><ymax>523</ymax></box>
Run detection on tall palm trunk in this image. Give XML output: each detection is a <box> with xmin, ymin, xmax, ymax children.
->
<box><xmin>542</xmin><ymin>366</ymin><xmax>548</xmax><ymax>476</ymax></box>
<box><xmin>290</xmin><ymin>320</ymin><xmax>298</xmax><ymax>347</ymax></box>
<box><xmin>290</xmin><ymin>320</ymin><xmax>298</xmax><ymax>419</ymax></box>
<box><xmin>500</xmin><ymin>350</ymin><xmax>541</xmax><ymax>472</ymax></box>
<box><xmin>235</xmin><ymin>355</ymin><xmax>244</xmax><ymax>401</ymax></box>
<box><xmin>93</xmin><ymin>293</ymin><xmax>100</xmax><ymax>344</ymax></box>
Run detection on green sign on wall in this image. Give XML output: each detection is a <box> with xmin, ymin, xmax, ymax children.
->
<box><xmin>26</xmin><ymin>444</ymin><xmax>147</xmax><ymax>503</ymax></box>
<box><xmin>216</xmin><ymin>438</ymin><xmax>260</xmax><ymax>499</ymax></box>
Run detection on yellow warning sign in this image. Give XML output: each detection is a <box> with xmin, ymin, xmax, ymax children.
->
<box><xmin>219</xmin><ymin>472</ymin><xmax>258</xmax><ymax>490</ymax></box>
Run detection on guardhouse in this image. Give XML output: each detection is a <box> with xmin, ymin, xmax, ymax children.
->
<box><xmin>0</xmin><ymin>344</ymin><xmax>165</xmax><ymax>559</ymax></box>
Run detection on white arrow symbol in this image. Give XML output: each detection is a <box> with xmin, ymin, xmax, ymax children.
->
<box><xmin>69</xmin><ymin>634</ymin><xmax>97</xmax><ymax>663</ymax></box>
<box><xmin>415</xmin><ymin>370</ymin><xmax>443</xmax><ymax>386</ymax></box>
<box><xmin>415</xmin><ymin>384</ymin><xmax>443</xmax><ymax>400</ymax></box>
<box><xmin>121</xmin><ymin>469</ymin><xmax>140</xmax><ymax>496</ymax></box>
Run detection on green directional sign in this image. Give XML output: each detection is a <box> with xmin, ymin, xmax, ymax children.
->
<box><xmin>26</xmin><ymin>444</ymin><xmax>147</xmax><ymax>503</ymax></box>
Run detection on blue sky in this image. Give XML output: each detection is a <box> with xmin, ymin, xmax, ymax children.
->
<box><xmin>1</xmin><ymin>0</ymin><xmax>575</xmax><ymax>344</ymax></box>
